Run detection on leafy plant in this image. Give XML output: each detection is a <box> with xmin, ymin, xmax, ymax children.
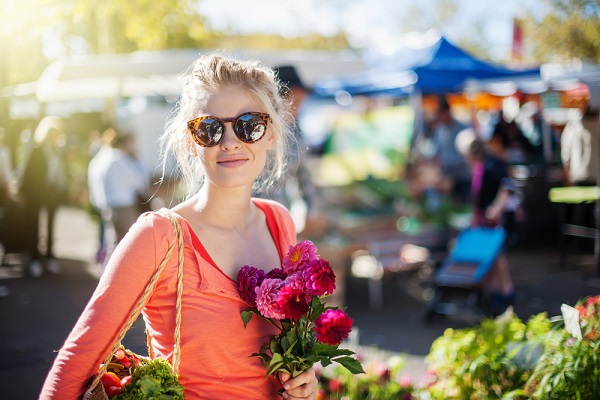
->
<box><xmin>423</xmin><ymin>309</ymin><xmax>550</xmax><ymax>400</ymax></box>
<box><xmin>524</xmin><ymin>295</ymin><xmax>600</xmax><ymax>399</ymax></box>
<box><xmin>317</xmin><ymin>349</ymin><xmax>415</xmax><ymax>400</ymax></box>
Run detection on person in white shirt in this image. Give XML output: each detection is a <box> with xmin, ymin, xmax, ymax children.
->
<box><xmin>561</xmin><ymin>107</ymin><xmax>598</xmax><ymax>187</ymax></box>
<box><xmin>88</xmin><ymin>130</ymin><xmax>150</xmax><ymax>254</ymax></box>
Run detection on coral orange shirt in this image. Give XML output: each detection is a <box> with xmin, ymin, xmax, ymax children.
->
<box><xmin>40</xmin><ymin>198</ymin><xmax>297</xmax><ymax>399</ymax></box>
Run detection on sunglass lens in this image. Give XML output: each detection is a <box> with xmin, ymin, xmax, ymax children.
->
<box><xmin>235</xmin><ymin>114</ymin><xmax>266</xmax><ymax>143</ymax></box>
<box><xmin>196</xmin><ymin>119</ymin><xmax>223</xmax><ymax>147</ymax></box>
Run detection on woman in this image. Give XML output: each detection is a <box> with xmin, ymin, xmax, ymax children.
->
<box><xmin>40</xmin><ymin>54</ymin><xmax>318</xmax><ymax>399</ymax></box>
<box><xmin>458</xmin><ymin>130</ymin><xmax>517</xmax><ymax>315</ymax></box>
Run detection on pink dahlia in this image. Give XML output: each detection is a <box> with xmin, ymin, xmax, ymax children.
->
<box><xmin>266</xmin><ymin>267</ymin><xmax>288</xmax><ymax>280</ymax></box>
<box><xmin>276</xmin><ymin>284</ymin><xmax>309</xmax><ymax>320</ymax></box>
<box><xmin>303</xmin><ymin>259</ymin><xmax>336</xmax><ymax>297</ymax></box>
<box><xmin>282</xmin><ymin>240</ymin><xmax>319</xmax><ymax>275</ymax></box>
<box><xmin>313</xmin><ymin>309</ymin><xmax>353</xmax><ymax>346</ymax></box>
<box><xmin>237</xmin><ymin>265</ymin><xmax>266</xmax><ymax>307</ymax></box>
<box><xmin>255</xmin><ymin>278</ymin><xmax>285</xmax><ymax>319</ymax></box>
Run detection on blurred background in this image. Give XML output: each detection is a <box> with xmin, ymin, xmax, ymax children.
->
<box><xmin>1</xmin><ymin>0</ymin><xmax>600</xmax><ymax>398</ymax></box>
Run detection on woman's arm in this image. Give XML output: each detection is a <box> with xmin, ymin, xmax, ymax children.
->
<box><xmin>39</xmin><ymin>213</ymin><xmax>167</xmax><ymax>399</ymax></box>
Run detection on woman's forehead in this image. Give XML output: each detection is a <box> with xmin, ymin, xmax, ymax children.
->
<box><xmin>201</xmin><ymin>85</ymin><xmax>263</xmax><ymax>116</ymax></box>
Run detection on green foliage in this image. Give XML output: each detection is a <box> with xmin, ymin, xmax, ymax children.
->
<box><xmin>317</xmin><ymin>350</ymin><xmax>416</xmax><ymax>400</ymax></box>
<box><xmin>116</xmin><ymin>358</ymin><xmax>184</xmax><ymax>400</ymax></box>
<box><xmin>526</xmin><ymin>0</ymin><xmax>600</xmax><ymax>63</ymax></box>
<box><xmin>524</xmin><ymin>295</ymin><xmax>600</xmax><ymax>399</ymax></box>
<box><xmin>423</xmin><ymin>309</ymin><xmax>551</xmax><ymax>400</ymax></box>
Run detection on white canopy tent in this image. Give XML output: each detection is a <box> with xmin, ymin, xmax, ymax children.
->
<box><xmin>2</xmin><ymin>49</ymin><xmax>367</xmax><ymax>103</ymax></box>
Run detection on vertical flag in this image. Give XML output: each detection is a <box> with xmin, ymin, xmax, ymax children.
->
<box><xmin>512</xmin><ymin>17</ymin><xmax>524</xmax><ymax>62</ymax></box>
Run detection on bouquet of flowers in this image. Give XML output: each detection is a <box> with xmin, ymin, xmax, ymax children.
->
<box><xmin>237</xmin><ymin>240</ymin><xmax>364</xmax><ymax>384</ymax></box>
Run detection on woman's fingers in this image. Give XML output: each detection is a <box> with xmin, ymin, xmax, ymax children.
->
<box><xmin>280</xmin><ymin>368</ymin><xmax>318</xmax><ymax>399</ymax></box>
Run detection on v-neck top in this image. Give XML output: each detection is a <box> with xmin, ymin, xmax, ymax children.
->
<box><xmin>40</xmin><ymin>198</ymin><xmax>297</xmax><ymax>400</ymax></box>
<box><xmin>183</xmin><ymin>199</ymin><xmax>285</xmax><ymax>284</ymax></box>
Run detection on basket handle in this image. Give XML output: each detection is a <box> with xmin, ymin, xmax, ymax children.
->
<box><xmin>86</xmin><ymin>210</ymin><xmax>185</xmax><ymax>394</ymax></box>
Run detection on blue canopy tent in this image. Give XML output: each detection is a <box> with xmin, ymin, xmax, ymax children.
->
<box><xmin>313</xmin><ymin>34</ymin><xmax>540</xmax><ymax>97</ymax></box>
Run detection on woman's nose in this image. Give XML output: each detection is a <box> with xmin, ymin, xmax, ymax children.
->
<box><xmin>219</xmin><ymin>122</ymin><xmax>241</xmax><ymax>149</ymax></box>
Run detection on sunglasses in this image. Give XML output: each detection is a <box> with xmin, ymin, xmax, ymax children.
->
<box><xmin>187</xmin><ymin>112</ymin><xmax>271</xmax><ymax>148</ymax></box>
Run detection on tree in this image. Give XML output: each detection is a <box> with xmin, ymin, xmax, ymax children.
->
<box><xmin>0</xmin><ymin>0</ymin><xmax>210</xmax><ymax>87</ymax></box>
<box><xmin>525</xmin><ymin>0</ymin><xmax>600</xmax><ymax>63</ymax></box>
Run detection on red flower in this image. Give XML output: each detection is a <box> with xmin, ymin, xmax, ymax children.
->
<box><xmin>303</xmin><ymin>259</ymin><xmax>336</xmax><ymax>297</ymax></box>
<box><xmin>586</xmin><ymin>295</ymin><xmax>600</xmax><ymax>307</ymax></box>
<box><xmin>276</xmin><ymin>284</ymin><xmax>309</xmax><ymax>320</ymax></box>
<box><xmin>314</xmin><ymin>309</ymin><xmax>353</xmax><ymax>346</ymax></box>
<box><xmin>237</xmin><ymin>266</ymin><xmax>266</xmax><ymax>307</ymax></box>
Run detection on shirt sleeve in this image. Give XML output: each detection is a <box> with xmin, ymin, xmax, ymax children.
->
<box><xmin>39</xmin><ymin>213</ymin><xmax>172</xmax><ymax>399</ymax></box>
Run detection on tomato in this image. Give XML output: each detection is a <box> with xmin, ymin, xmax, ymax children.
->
<box><xmin>105</xmin><ymin>385</ymin><xmax>122</xmax><ymax>397</ymax></box>
<box><xmin>100</xmin><ymin>372</ymin><xmax>122</xmax><ymax>389</ymax></box>
<box><xmin>119</xmin><ymin>355</ymin><xmax>131</xmax><ymax>368</ymax></box>
<box><xmin>120</xmin><ymin>375</ymin><xmax>132</xmax><ymax>386</ymax></box>
<box><xmin>114</xmin><ymin>349</ymin><xmax>125</xmax><ymax>360</ymax></box>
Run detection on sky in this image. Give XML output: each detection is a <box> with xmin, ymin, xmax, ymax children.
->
<box><xmin>198</xmin><ymin>0</ymin><xmax>549</xmax><ymax>61</ymax></box>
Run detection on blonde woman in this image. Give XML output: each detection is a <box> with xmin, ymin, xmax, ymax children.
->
<box><xmin>41</xmin><ymin>54</ymin><xmax>318</xmax><ymax>399</ymax></box>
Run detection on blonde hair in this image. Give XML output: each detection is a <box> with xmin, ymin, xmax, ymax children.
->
<box><xmin>159</xmin><ymin>53</ymin><xmax>294</xmax><ymax>198</ymax></box>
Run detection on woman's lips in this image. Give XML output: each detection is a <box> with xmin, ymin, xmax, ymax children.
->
<box><xmin>217</xmin><ymin>157</ymin><xmax>248</xmax><ymax>168</ymax></box>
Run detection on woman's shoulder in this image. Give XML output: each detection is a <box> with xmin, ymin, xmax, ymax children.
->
<box><xmin>126</xmin><ymin>210</ymin><xmax>178</xmax><ymax>243</ymax></box>
<box><xmin>252</xmin><ymin>197</ymin><xmax>292</xmax><ymax>218</ymax></box>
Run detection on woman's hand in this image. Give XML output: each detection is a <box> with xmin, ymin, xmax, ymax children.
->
<box><xmin>279</xmin><ymin>368</ymin><xmax>318</xmax><ymax>400</ymax></box>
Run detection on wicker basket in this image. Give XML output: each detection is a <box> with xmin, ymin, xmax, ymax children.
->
<box><xmin>83</xmin><ymin>211</ymin><xmax>184</xmax><ymax>399</ymax></box>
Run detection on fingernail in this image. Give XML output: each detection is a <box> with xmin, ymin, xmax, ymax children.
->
<box><xmin>282</xmin><ymin>393</ymin><xmax>288</xmax><ymax>399</ymax></box>
<box><xmin>284</xmin><ymin>384</ymin><xmax>290</xmax><ymax>389</ymax></box>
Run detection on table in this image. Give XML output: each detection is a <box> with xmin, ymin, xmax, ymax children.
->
<box><xmin>549</xmin><ymin>186</ymin><xmax>600</xmax><ymax>273</ymax></box>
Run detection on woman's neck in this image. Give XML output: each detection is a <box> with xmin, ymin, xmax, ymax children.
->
<box><xmin>191</xmin><ymin>185</ymin><xmax>257</xmax><ymax>231</ymax></box>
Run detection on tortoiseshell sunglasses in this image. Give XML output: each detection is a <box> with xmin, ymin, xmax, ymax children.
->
<box><xmin>187</xmin><ymin>112</ymin><xmax>271</xmax><ymax>147</ymax></box>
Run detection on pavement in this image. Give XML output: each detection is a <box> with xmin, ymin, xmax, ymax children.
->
<box><xmin>1</xmin><ymin>206</ymin><xmax>600</xmax><ymax>399</ymax></box>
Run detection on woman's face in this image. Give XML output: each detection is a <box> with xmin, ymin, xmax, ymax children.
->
<box><xmin>194</xmin><ymin>85</ymin><xmax>275</xmax><ymax>191</ymax></box>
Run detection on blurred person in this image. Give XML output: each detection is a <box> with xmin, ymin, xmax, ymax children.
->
<box><xmin>489</xmin><ymin>110</ymin><xmax>536</xmax><ymax>164</ymax></box>
<box><xmin>430</xmin><ymin>96</ymin><xmax>471</xmax><ymax>203</ymax></box>
<box><xmin>257</xmin><ymin>65</ymin><xmax>317</xmax><ymax>233</ymax></box>
<box><xmin>561</xmin><ymin>106</ymin><xmax>598</xmax><ymax>187</ymax></box>
<box><xmin>41</xmin><ymin>53</ymin><xmax>318</xmax><ymax>399</ymax></box>
<box><xmin>88</xmin><ymin>129</ymin><xmax>150</xmax><ymax>252</ymax></box>
<box><xmin>0</xmin><ymin>127</ymin><xmax>13</xmax><ymax>208</ymax></box>
<box><xmin>20</xmin><ymin>116</ymin><xmax>69</xmax><ymax>277</ymax></box>
<box><xmin>456</xmin><ymin>129</ymin><xmax>517</xmax><ymax>315</ymax></box>
<box><xmin>560</xmin><ymin>106</ymin><xmax>599</xmax><ymax>249</ymax></box>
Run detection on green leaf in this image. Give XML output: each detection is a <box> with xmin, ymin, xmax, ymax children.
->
<box><xmin>266</xmin><ymin>352</ymin><xmax>284</xmax><ymax>376</ymax></box>
<box><xmin>333</xmin><ymin>356</ymin><xmax>365</xmax><ymax>374</ymax></box>
<box><xmin>241</xmin><ymin>311</ymin><xmax>254</xmax><ymax>328</ymax></box>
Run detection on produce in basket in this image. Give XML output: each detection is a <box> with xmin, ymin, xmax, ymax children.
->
<box><xmin>95</xmin><ymin>346</ymin><xmax>184</xmax><ymax>399</ymax></box>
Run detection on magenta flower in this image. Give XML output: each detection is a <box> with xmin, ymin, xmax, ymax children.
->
<box><xmin>282</xmin><ymin>240</ymin><xmax>319</xmax><ymax>275</ymax></box>
<box><xmin>285</xmin><ymin>273</ymin><xmax>311</xmax><ymax>302</ymax></box>
<box><xmin>313</xmin><ymin>309</ymin><xmax>353</xmax><ymax>346</ymax></box>
<box><xmin>266</xmin><ymin>267</ymin><xmax>287</xmax><ymax>280</ymax></box>
<box><xmin>255</xmin><ymin>278</ymin><xmax>285</xmax><ymax>319</ymax></box>
<box><xmin>303</xmin><ymin>259</ymin><xmax>336</xmax><ymax>297</ymax></box>
<box><xmin>277</xmin><ymin>284</ymin><xmax>309</xmax><ymax>320</ymax></box>
<box><xmin>237</xmin><ymin>265</ymin><xmax>266</xmax><ymax>307</ymax></box>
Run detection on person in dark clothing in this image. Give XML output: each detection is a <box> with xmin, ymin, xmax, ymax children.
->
<box><xmin>457</xmin><ymin>129</ymin><xmax>518</xmax><ymax>315</ymax></box>
<box><xmin>20</xmin><ymin>116</ymin><xmax>69</xmax><ymax>277</ymax></box>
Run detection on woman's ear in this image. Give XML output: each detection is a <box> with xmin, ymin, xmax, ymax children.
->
<box><xmin>265</xmin><ymin>131</ymin><xmax>275</xmax><ymax>150</ymax></box>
